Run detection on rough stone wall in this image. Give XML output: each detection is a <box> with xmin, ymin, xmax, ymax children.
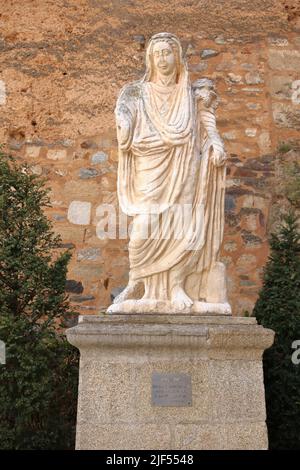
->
<box><xmin>0</xmin><ymin>0</ymin><xmax>299</xmax><ymax>315</ymax></box>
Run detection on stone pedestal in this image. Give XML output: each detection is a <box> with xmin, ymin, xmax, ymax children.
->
<box><xmin>66</xmin><ymin>314</ymin><xmax>274</xmax><ymax>450</ymax></box>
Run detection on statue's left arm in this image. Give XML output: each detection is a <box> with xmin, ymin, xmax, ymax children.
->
<box><xmin>193</xmin><ymin>79</ymin><xmax>226</xmax><ymax>167</ymax></box>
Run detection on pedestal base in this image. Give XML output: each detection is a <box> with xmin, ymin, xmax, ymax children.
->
<box><xmin>107</xmin><ymin>299</ymin><xmax>232</xmax><ymax>315</ymax></box>
<box><xmin>66</xmin><ymin>313</ymin><xmax>274</xmax><ymax>450</ymax></box>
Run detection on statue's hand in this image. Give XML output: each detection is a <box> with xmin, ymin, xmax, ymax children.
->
<box><xmin>210</xmin><ymin>142</ymin><xmax>226</xmax><ymax>167</ymax></box>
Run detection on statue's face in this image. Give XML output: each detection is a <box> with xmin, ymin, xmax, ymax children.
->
<box><xmin>152</xmin><ymin>41</ymin><xmax>176</xmax><ymax>76</ymax></box>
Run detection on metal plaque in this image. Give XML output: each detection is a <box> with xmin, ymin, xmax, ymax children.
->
<box><xmin>151</xmin><ymin>372</ymin><xmax>192</xmax><ymax>407</ymax></box>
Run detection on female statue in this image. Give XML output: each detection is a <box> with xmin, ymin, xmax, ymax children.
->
<box><xmin>108</xmin><ymin>32</ymin><xmax>231</xmax><ymax>314</ymax></box>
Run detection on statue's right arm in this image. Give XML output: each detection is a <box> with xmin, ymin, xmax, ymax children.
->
<box><xmin>115</xmin><ymin>85</ymin><xmax>138</xmax><ymax>149</ymax></box>
<box><xmin>115</xmin><ymin>102</ymin><xmax>132</xmax><ymax>146</ymax></box>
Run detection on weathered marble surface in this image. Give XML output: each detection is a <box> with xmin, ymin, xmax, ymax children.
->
<box><xmin>108</xmin><ymin>32</ymin><xmax>230</xmax><ymax>315</ymax></box>
<box><xmin>108</xmin><ymin>299</ymin><xmax>231</xmax><ymax>315</ymax></box>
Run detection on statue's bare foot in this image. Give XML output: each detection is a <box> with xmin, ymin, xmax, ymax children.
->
<box><xmin>171</xmin><ymin>286</ymin><xmax>193</xmax><ymax>311</ymax></box>
<box><xmin>113</xmin><ymin>281</ymin><xmax>143</xmax><ymax>304</ymax></box>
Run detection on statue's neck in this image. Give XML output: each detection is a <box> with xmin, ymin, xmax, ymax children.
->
<box><xmin>153</xmin><ymin>69</ymin><xmax>177</xmax><ymax>87</ymax></box>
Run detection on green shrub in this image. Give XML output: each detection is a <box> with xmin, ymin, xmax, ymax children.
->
<box><xmin>0</xmin><ymin>149</ymin><xmax>79</xmax><ymax>449</ymax></box>
<box><xmin>278</xmin><ymin>142</ymin><xmax>293</xmax><ymax>154</ymax></box>
<box><xmin>253</xmin><ymin>211</ymin><xmax>300</xmax><ymax>450</ymax></box>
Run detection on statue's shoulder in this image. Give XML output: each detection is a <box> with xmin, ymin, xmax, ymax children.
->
<box><xmin>118</xmin><ymin>81</ymin><xmax>143</xmax><ymax>103</ymax></box>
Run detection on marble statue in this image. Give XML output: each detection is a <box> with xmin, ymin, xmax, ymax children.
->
<box><xmin>107</xmin><ymin>32</ymin><xmax>231</xmax><ymax>315</ymax></box>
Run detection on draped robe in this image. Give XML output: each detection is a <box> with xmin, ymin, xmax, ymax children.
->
<box><xmin>115</xmin><ymin>70</ymin><xmax>226</xmax><ymax>302</ymax></box>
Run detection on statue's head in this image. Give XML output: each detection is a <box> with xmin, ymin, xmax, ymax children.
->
<box><xmin>144</xmin><ymin>32</ymin><xmax>185</xmax><ymax>83</ymax></box>
<box><xmin>152</xmin><ymin>40</ymin><xmax>176</xmax><ymax>77</ymax></box>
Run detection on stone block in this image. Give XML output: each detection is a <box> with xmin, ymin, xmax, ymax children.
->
<box><xmin>173</xmin><ymin>424</ymin><xmax>226</xmax><ymax>450</ymax></box>
<box><xmin>80</xmin><ymin>140</ymin><xmax>98</xmax><ymax>149</ymax></box>
<box><xmin>224</xmin><ymin>194</ymin><xmax>236</xmax><ymax>212</ymax></box>
<box><xmin>77</xmin><ymin>247</ymin><xmax>101</xmax><ymax>261</ymax></box>
<box><xmin>73</xmin><ymin>264</ymin><xmax>103</xmax><ymax>280</ymax></box>
<box><xmin>52</xmin><ymin>213</ymin><xmax>66</xmax><ymax>221</ymax></box>
<box><xmin>269</xmin><ymin>49</ymin><xmax>300</xmax><ymax>71</ymax></box>
<box><xmin>241</xmin><ymin>230</ymin><xmax>262</xmax><ymax>246</ymax></box>
<box><xmin>70</xmin><ymin>295</ymin><xmax>95</xmax><ymax>303</ymax></box>
<box><xmin>245</xmin><ymin>128</ymin><xmax>257</xmax><ymax>137</ymax></box>
<box><xmin>245</xmin><ymin>72</ymin><xmax>264</xmax><ymax>85</ymax></box>
<box><xmin>91</xmin><ymin>151</ymin><xmax>108</xmax><ymax>164</ymax></box>
<box><xmin>200</xmin><ymin>49</ymin><xmax>219</xmax><ymax>59</ymax></box>
<box><xmin>228</xmin><ymin>73</ymin><xmax>242</xmax><ymax>83</ymax></box>
<box><xmin>30</xmin><ymin>164</ymin><xmax>43</xmax><ymax>175</ymax></box>
<box><xmin>54</xmin><ymin>224</ymin><xmax>86</xmax><ymax>243</ymax></box>
<box><xmin>0</xmin><ymin>80</ymin><xmax>6</xmax><ymax>105</ymax></box>
<box><xmin>258</xmin><ymin>132</ymin><xmax>272</xmax><ymax>153</ymax></box>
<box><xmin>270</xmin><ymin>75</ymin><xmax>294</xmax><ymax>100</ymax></box>
<box><xmin>79</xmin><ymin>168</ymin><xmax>99</xmax><ymax>179</ymax></box>
<box><xmin>64</xmin><ymin>181</ymin><xmax>102</xmax><ymax>203</ymax></box>
<box><xmin>188</xmin><ymin>63</ymin><xmax>208</xmax><ymax>72</ymax></box>
<box><xmin>25</xmin><ymin>145</ymin><xmax>40</xmax><ymax>158</ymax></box>
<box><xmin>65</xmin><ymin>279</ymin><xmax>84</xmax><ymax>294</ymax></box>
<box><xmin>236</xmin><ymin>253</ymin><xmax>257</xmax><ymax>274</ymax></box>
<box><xmin>76</xmin><ymin>423</ymin><xmax>172</xmax><ymax>450</ymax></box>
<box><xmin>246</xmin><ymin>103</ymin><xmax>261</xmax><ymax>110</ymax></box>
<box><xmin>224</xmin><ymin>240</ymin><xmax>237</xmax><ymax>252</ymax></box>
<box><xmin>224</xmin><ymin>422</ymin><xmax>268</xmax><ymax>450</ymax></box>
<box><xmin>47</xmin><ymin>149</ymin><xmax>67</xmax><ymax>160</ymax></box>
<box><xmin>222</xmin><ymin>130</ymin><xmax>238</xmax><ymax>140</ymax></box>
<box><xmin>173</xmin><ymin>422</ymin><xmax>268</xmax><ymax>450</ymax></box>
<box><xmin>272</xmin><ymin>102</ymin><xmax>300</xmax><ymax>130</ymax></box>
<box><xmin>268</xmin><ymin>37</ymin><xmax>289</xmax><ymax>47</ymax></box>
<box><xmin>67</xmin><ymin>201</ymin><xmax>91</xmax><ymax>225</ymax></box>
<box><xmin>242</xmin><ymin>195</ymin><xmax>270</xmax><ymax>211</ymax></box>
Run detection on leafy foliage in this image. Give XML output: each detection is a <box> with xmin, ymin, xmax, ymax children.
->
<box><xmin>253</xmin><ymin>211</ymin><xmax>300</xmax><ymax>449</ymax></box>
<box><xmin>282</xmin><ymin>161</ymin><xmax>300</xmax><ymax>208</ymax></box>
<box><xmin>0</xmin><ymin>149</ymin><xmax>79</xmax><ymax>449</ymax></box>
